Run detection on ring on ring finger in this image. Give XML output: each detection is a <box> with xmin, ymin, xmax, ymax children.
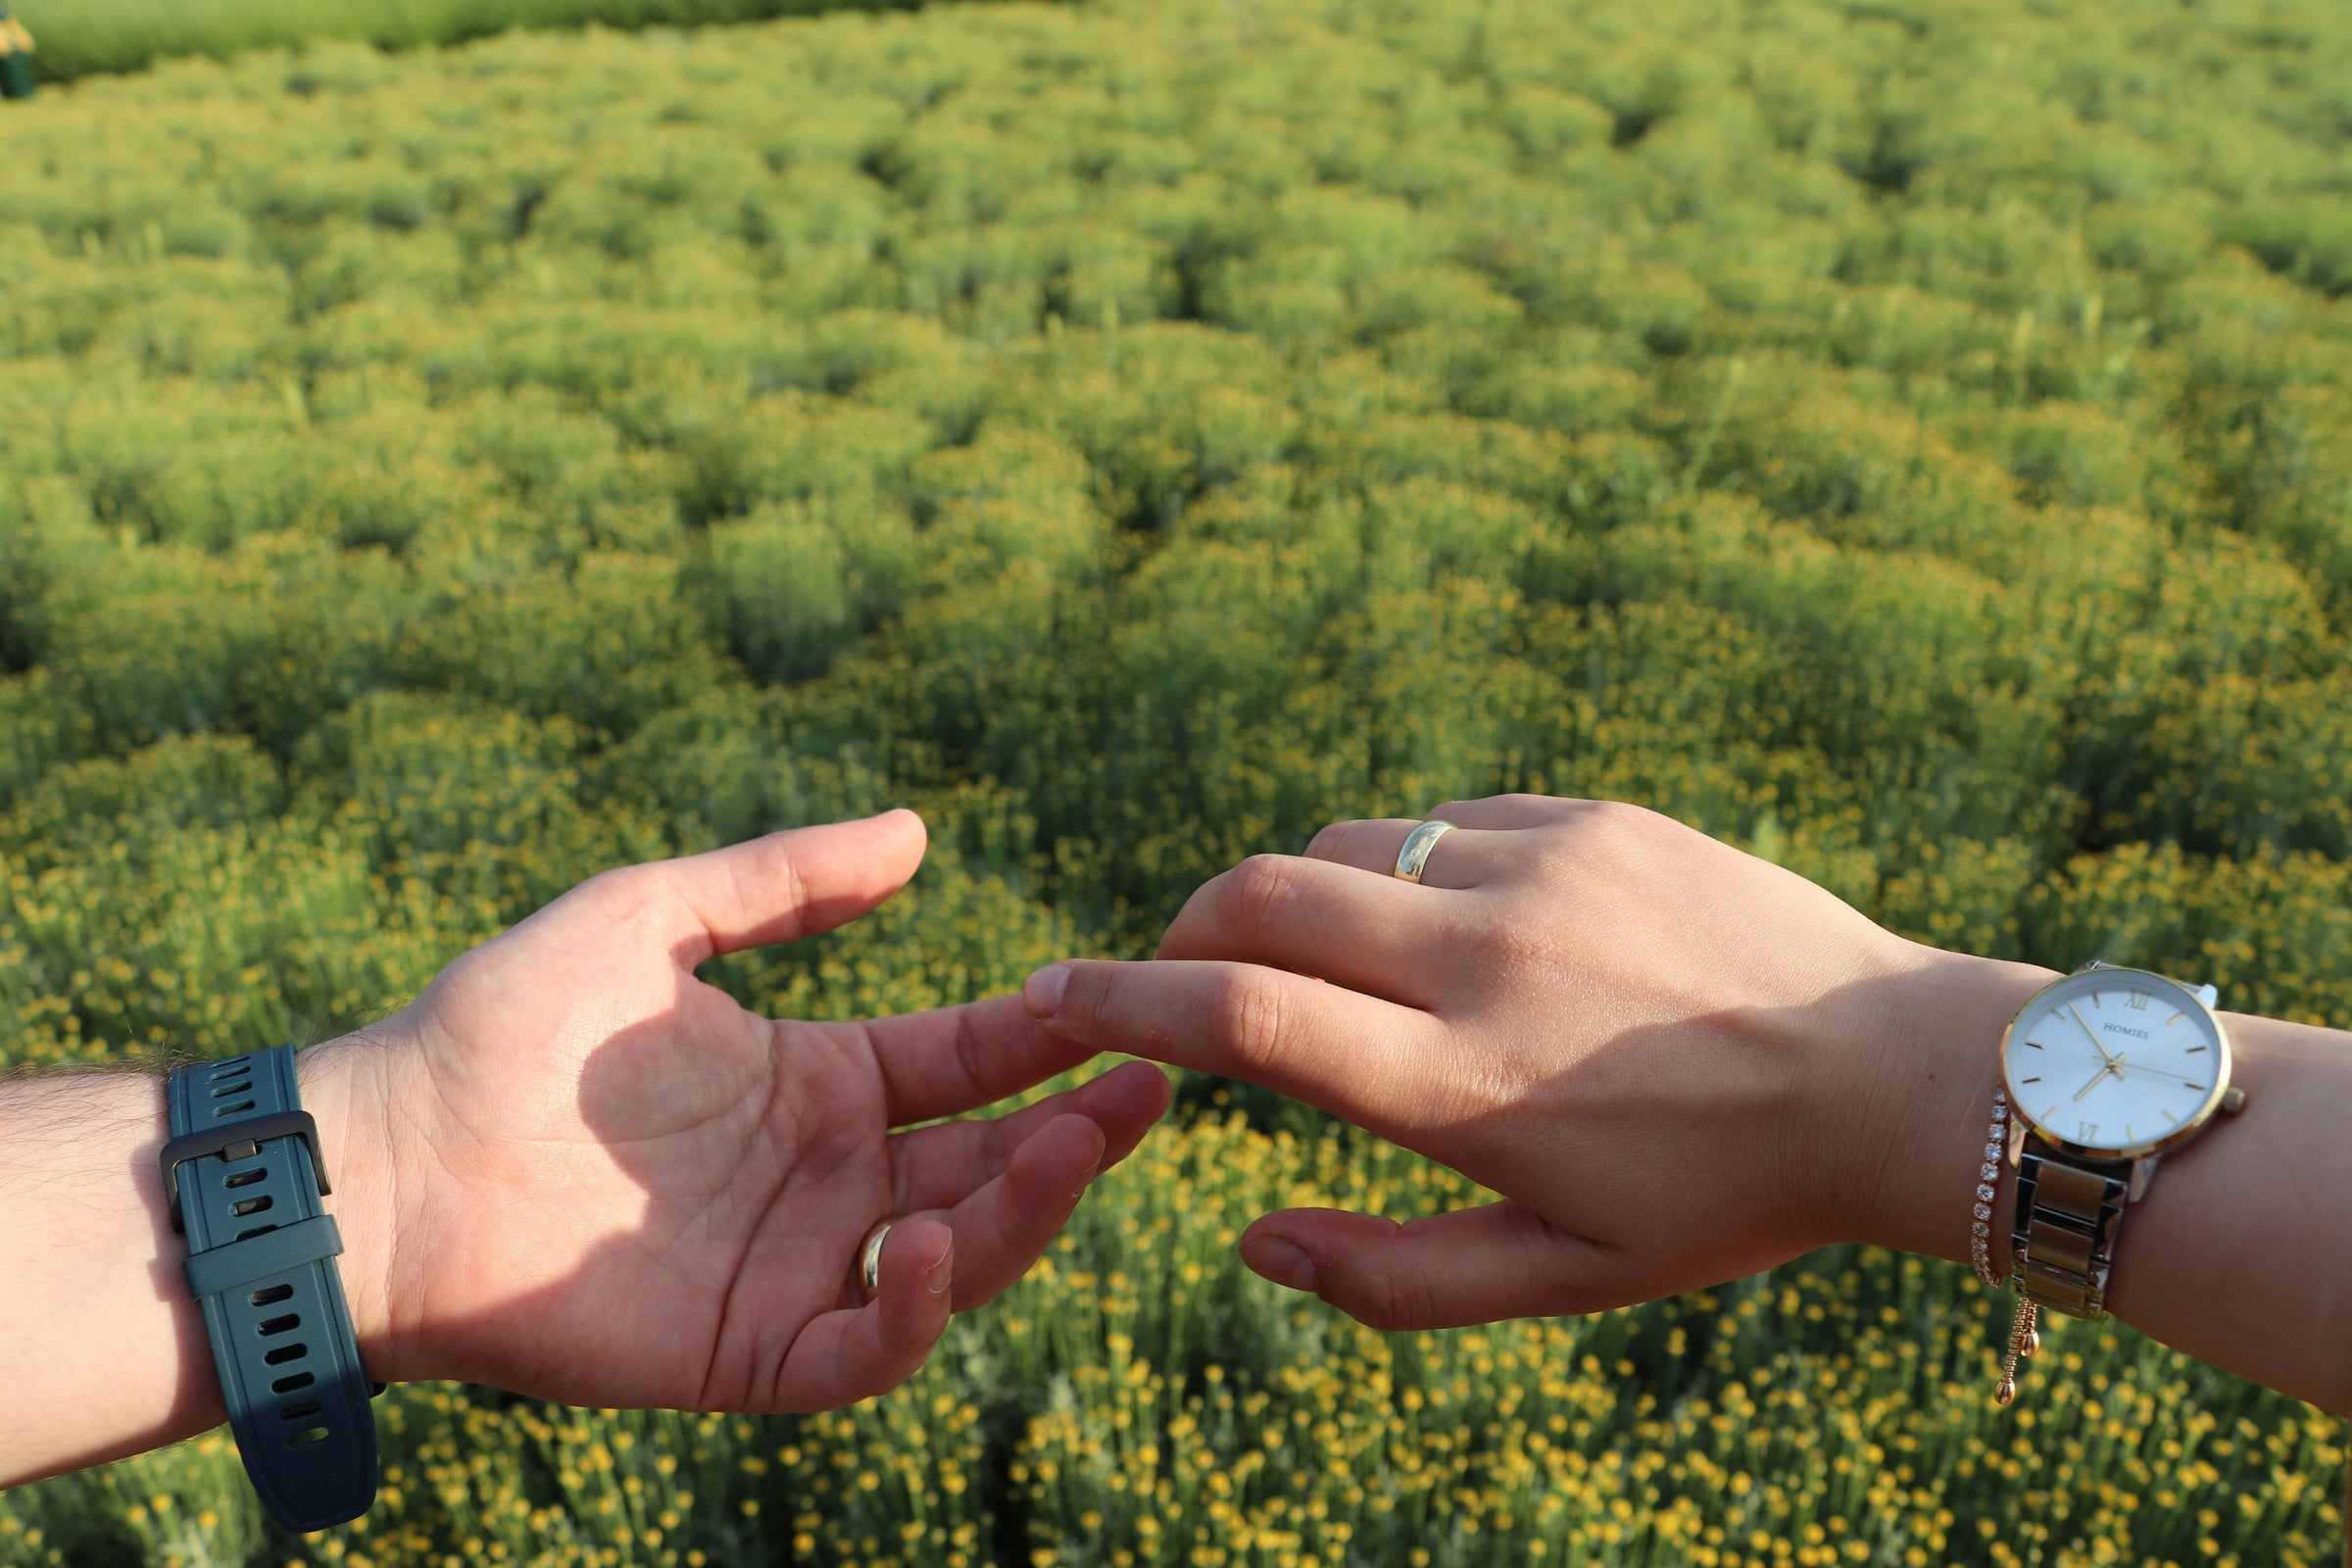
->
<box><xmin>1394</xmin><ymin>819</ymin><xmax>1455</xmax><ymax>884</ymax></box>
<box><xmin>857</xmin><ymin>1219</ymin><xmax>894</xmax><ymax>1302</ymax></box>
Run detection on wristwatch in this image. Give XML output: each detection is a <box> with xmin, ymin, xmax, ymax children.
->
<box><xmin>2000</xmin><ymin>960</ymin><xmax>2248</xmax><ymax>1321</ymax></box>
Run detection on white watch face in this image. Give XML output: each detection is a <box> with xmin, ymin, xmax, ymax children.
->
<box><xmin>2002</xmin><ymin>969</ymin><xmax>2229</xmax><ymax>1160</ymax></box>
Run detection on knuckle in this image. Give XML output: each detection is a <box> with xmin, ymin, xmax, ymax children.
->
<box><xmin>1480</xmin><ymin>911</ymin><xmax>1569</xmax><ymax>976</ymax></box>
<box><xmin>1303</xmin><ymin>819</ymin><xmax>1358</xmax><ymax>862</ymax></box>
<box><xmin>1054</xmin><ymin>961</ymin><xmax>1104</xmax><ymax>1028</ymax></box>
<box><xmin>979</xmin><ymin>1106</ymin><xmax>1016</xmax><ymax>1174</ymax></box>
<box><xmin>1206</xmin><ymin>969</ymin><xmax>1292</xmax><ymax>1071</ymax></box>
<box><xmin>1337</xmin><ymin>1259</ymin><xmax>1440</xmax><ymax>1333</ymax></box>
<box><xmin>1574</xmin><ymin>797</ymin><xmax>1659</xmax><ymax>838</ymax></box>
<box><xmin>1220</xmin><ymin>854</ymin><xmax>1301</xmax><ymax>938</ymax></box>
<box><xmin>760</xmin><ymin>842</ymin><xmax>812</xmax><ymax>925</ymax></box>
<box><xmin>1054</xmin><ymin>963</ymin><xmax>1170</xmax><ymax>1056</ymax></box>
<box><xmin>953</xmin><ymin>1005</ymin><xmax>990</xmax><ymax>1095</ymax></box>
<box><xmin>1157</xmin><ymin>885</ymin><xmax>1219</xmax><ymax>958</ymax></box>
<box><xmin>1531</xmin><ymin>798</ymin><xmax>1659</xmax><ymax>872</ymax></box>
<box><xmin>1425</xmin><ymin>1052</ymin><xmax>1519</xmax><ymax>1127</ymax></box>
<box><xmin>577</xmin><ymin>863</ymin><xmax>662</xmax><ymax>924</ymax></box>
<box><xmin>578</xmin><ymin>862</ymin><xmax>645</xmax><ymax>902</ymax></box>
<box><xmin>1492</xmin><ymin>792</ymin><xmax>1552</xmax><ymax>812</ymax></box>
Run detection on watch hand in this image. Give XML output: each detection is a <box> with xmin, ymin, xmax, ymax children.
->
<box><xmin>2072</xmin><ymin>1063</ymin><xmax>2117</xmax><ymax>1102</ymax></box>
<box><xmin>2111</xmin><ymin>1059</ymin><xmax>2207</xmax><ymax>1087</ymax></box>
<box><xmin>2068</xmin><ymin>1004</ymin><xmax>2119</xmax><ymax>1066</ymax></box>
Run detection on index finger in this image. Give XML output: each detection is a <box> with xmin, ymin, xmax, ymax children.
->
<box><xmin>1022</xmin><ymin>958</ymin><xmax>1464</xmax><ymax>1144</ymax></box>
<box><xmin>855</xmin><ymin>994</ymin><xmax>1099</xmax><ymax>1127</ymax></box>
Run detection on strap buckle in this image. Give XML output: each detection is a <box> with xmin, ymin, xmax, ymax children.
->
<box><xmin>160</xmin><ymin>1110</ymin><xmax>330</xmax><ymax>1233</ymax></box>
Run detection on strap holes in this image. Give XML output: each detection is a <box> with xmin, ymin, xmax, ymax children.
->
<box><xmin>230</xmin><ymin>1195</ymin><xmax>273</xmax><ymax>1217</ymax></box>
<box><xmin>224</xmin><ymin>1168</ymin><xmax>267</xmax><ymax>1189</ymax></box>
<box><xmin>250</xmin><ymin>1285</ymin><xmax>295</xmax><ymax>1307</ymax></box>
<box><xmin>270</xmin><ymin>1371</ymin><xmax>315</xmax><ymax>1394</ymax></box>
<box><xmin>213</xmin><ymin>1101</ymin><xmax>257</xmax><ymax>1116</ymax></box>
<box><xmin>263</xmin><ymin>1343</ymin><xmax>308</xmax><ymax>1366</ymax></box>
<box><xmin>210</xmin><ymin>1056</ymin><xmax>250</xmax><ymax>1075</ymax></box>
<box><xmin>286</xmin><ymin>1428</ymin><xmax>330</xmax><ymax>1448</ymax></box>
<box><xmin>211</xmin><ymin>1081</ymin><xmax>252</xmax><ymax>1099</ymax></box>
<box><xmin>235</xmin><ymin>1224</ymin><xmax>278</xmax><ymax>1241</ymax></box>
<box><xmin>279</xmin><ymin>1399</ymin><xmax>324</xmax><ymax>1421</ymax></box>
<box><xmin>258</xmin><ymin>1314</ymin><xmax>301</xmax><ymax>1336</ymax></box>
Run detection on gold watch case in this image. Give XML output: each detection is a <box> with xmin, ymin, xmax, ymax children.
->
<box><xmin>1999</xmin><ymin>963</ymin><xmax>2242</xmax><ymax>1173</ymax></box>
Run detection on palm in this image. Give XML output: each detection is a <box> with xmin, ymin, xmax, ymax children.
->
<box><xmin>362</xmin><ymin>813</ymin><xmax>1167</xmax><ymax>1411</ymax></box>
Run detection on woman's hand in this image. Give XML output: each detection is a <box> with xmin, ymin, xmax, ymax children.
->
<box><xmin>1020</xmin><ymin>795</ymin><xmax>2050</xmax><ymax>1332</ymax></box>
<box><xmin>318</xmin><ymin>809</ymin><xmax>1169</xmax><ymax>1411</ymax></box>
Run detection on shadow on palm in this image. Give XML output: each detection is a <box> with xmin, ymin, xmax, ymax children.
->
<box><xmin>357</xmin><ymin>809</ymin><xmax>1168</xmax><ymax>1413</ymax></box>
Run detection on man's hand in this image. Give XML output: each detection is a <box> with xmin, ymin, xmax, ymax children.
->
<box><xmin>313</xmin><ymin>809</ymin><xmax>1168</xmax><ymax>1411</ymax></box>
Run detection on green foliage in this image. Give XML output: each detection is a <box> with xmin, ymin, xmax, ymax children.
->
<box><xmin>3</xmin><ymin>0</ymin><xmax>2350</xmax><ymax>1563</ymax></box>
<box><xmin>7</xmin><ymin>0</ymin><xmax>944</xmax><ymax>83</ymax></box>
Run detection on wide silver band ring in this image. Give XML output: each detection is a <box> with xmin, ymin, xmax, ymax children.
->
<box><xmin>1394</xmin><ymin>819</ymin><xmax>1456</xmax><ymax>884</ymax></box>
<box><xmin>857</xmin><ymin>1219</ymin><xmax>894</xmax><ymax>1302</ymax></box>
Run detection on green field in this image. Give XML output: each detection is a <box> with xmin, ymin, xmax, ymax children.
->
<box><xmin>2</xmin><ymin>0</ymin><xmax>2350</xmax><ymax>1562</ymax></box>
<box><xmin>3</xmin><ymin>0</ymin><xmax>932</xmax><ymax>84</ymax></box>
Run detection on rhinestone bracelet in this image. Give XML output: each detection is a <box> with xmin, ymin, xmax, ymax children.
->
<box><xmin>1969</xmin><ymin>1084</ymin><xmax>2009</xmax><ymax>1288</ymax></box>
<box><xmin>1972</xmin><ymin>1080</ymin><xmax>2043</xmax><ymax>1405</ymax></box>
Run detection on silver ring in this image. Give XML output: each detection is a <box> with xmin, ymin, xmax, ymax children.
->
<box><xmin>858</xmin><ymin>1219</ymin><xmax>894</xmax><ymax>1302</ymax></box>
<box><xmin>1394</xmin><ymin>820</ymin><xmax>1455</xmax><ymax>884</ymax></box>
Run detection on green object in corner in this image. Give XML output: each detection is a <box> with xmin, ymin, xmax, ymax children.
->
<box><xmin>0</xmin><ymin>6</ymin><xmax>33</xmax><ymax>100</ymax></box>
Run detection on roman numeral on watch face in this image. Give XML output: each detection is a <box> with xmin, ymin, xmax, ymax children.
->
<box><xmin>2004</xmin><ymin>970</ymin><xmax>2228</xmax><ymax>1157</ymax></box>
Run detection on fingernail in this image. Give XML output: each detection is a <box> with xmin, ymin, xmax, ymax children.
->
<box><xmin>1243</xmin><ymin>1235</ymin><xmax>1317</xmax><ymax>1293</ymax></box>
<box><xmin>924</xmin><ymin>1236</ymin><xmax>954</xmax><ymax>1296</ymax></box>
<box><xmin>1024</xmin><ymin>963</ymin><xmax>1071</xmax><ymax>1017</ymax></box>
<box><xmin>1071</xmin><ymin>1157</ymin><xmax>1102</xmax><ymax>1200</ymax></box>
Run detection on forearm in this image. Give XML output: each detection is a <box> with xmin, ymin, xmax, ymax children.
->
<box><xmin>0</xmin><ymin>1045</ymin><xmax>394</xmax><ymax>1489</ymax></box>
<box><xmin>1863</xmin><ymin>949</ymin><xmax>2352</xmax><ymax>1415</ymax></box>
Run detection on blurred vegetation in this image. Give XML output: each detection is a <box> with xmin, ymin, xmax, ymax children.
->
<box><xmin>3</xmin><ymin>0</ymin><xmax>944</xmax><ymax>83</ymax></box>
<box><xmin>1</xmin><ymin>0</ymin><xmax>2349</xmax><ymax>1562</ymax></box>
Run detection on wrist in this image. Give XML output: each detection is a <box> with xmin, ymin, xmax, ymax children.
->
<box><xmin>1818</xmin><ymin>945</ymin><xmax>2056</xmax><ymax>1262</ymax></box>
<box><xmin>0</xmin><ymin>1040</ymin><xmax>419</xmax><ymax>1490</ymax></box>
<box><xmin>293</xmin><ymin>1028</ymin><xmax>414</xmax><ymax>1383</ymax></box>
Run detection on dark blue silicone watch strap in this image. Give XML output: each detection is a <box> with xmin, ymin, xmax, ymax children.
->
<box><xmin>165</xmin><ymin>1046</ymin><xmax>377</xmax><ymax>1533</ymax></box>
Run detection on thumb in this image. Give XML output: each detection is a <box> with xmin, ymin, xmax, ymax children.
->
<box><xmin>580</xmin><ymin>808</ymin><xmax>929</xmax><ymax>965</ymax></box>
<box><xmin>1239</xmin><ymin>1201</ymin><xmax>1612</xmax><ymax>1331</ymax></box>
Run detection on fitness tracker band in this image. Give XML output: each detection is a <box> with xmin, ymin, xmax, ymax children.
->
<box><xmin>161</xmin><ymin>1046</ymin><xmax>378</xmax><ymax>1532</ymax></box>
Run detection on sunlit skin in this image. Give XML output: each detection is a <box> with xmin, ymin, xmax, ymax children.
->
<box><xmin>0</xmin><ymin>811</ymin><xmax>1171</xmax><ymax>1487</ymax></box>
<box><xmin>1028</xmin><ymin>794</ymin><xmax>2352</xmax><ymax>1416</ymax></box>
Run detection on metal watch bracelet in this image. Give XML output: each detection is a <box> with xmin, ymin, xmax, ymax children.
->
<box><xmin>2008</xmin><ymin>1142</ymin><xmax>2132</xmax><ymax>1321</ymax></box>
